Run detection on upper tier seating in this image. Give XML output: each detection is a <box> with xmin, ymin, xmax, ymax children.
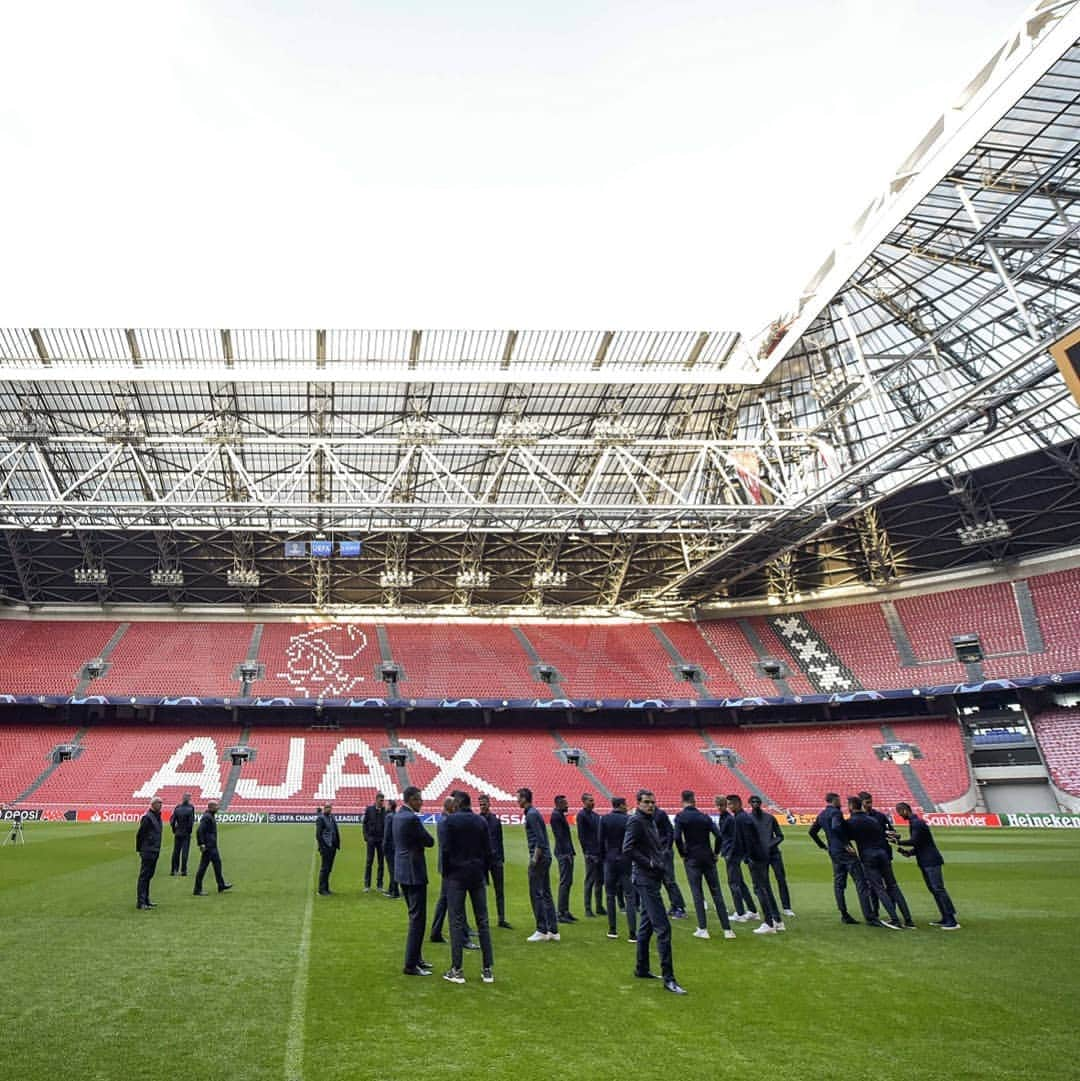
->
<box><xmin>0</xmin><ymin>621</ymin><xmax>117</xmax><ymax>695</ymax></box>
<box><xmin>1031</xmin><ymin>709</ymin><xmax>1080</xmax><ymax>796</ymax></box>
<box><xmin>254</xmin><ymin>622</ymin><xmax>380</xmax><ymax>699</ymax></box>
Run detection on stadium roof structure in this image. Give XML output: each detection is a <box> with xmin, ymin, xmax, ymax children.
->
<box><xmin>0</xmin><ymin>0</ymin><xmax>1078</xmax><ymax>617</ymax></box>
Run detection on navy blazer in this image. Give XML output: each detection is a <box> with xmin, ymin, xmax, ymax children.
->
<box><xmin>673</xmin><ymin>806</ymin><xmax>722</xmax><ymax>864</ymax></box>
<box><xmin>442</xmin><ymin>810</ymin><xmax>493</xmax><ymax>885</ymax></box>
<box><xmin>600</xmin><ymin>810</ymin><xmax>630</xmax><ymax>864</ymax></box>
<box><xmin>392</xmin><ymin>805</ymin><xmax>434</xmax><ymax>886</ymax></box>
<box><xmin>576</xmin><ymin>807</ymin><xmax>603</xmax><ymax>857</ymax></box>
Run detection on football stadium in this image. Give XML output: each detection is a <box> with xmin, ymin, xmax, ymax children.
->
<box><xmin>2</xmin><ymin>2</ymin><xmax>1080</xmax><ymax>1080</ymax></box>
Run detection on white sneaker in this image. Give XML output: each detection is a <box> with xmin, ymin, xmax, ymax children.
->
<box><xmin>526</xmin><ymin>931</ymin><xmax>547</xmax><ymax>942</ymax></box>
<box><xmin>775</xmin><ymin>921</ymin><xmax>786</xmax><ymax>932</ymax></box>
<box><xmin>753</xmin><ymin>923</ymin><xmax>776</xmax><ymax>935</ymax></box>
<box><xmin>783</xmin><ymin>909</ymin><xmax>796</xmax><ymax>917</ymax></box>
<box><xmin>693</xmin><ymin>927</ymin><xmax>710</xmax><ymax>939</ymax></box>
<box><xmin>547</xmin><ymin>932</ymin><xmax>561</xmax><ymax>941</ymax></box>
<box><xmin>724</xmin><ymin>929</ymin><xmax>736</xmax><ymax>940</ymax></box>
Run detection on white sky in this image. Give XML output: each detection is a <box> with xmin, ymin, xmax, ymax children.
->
<box><xmin>0</xmin><ymin>0</ymin><xmax>1031</xmax><ymax>336</ymax></box>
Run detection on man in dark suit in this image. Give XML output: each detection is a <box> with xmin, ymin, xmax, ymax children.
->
<box><xmin>550</xmin><ymin>794</ymin><xmax>577</xmax><ymax>923</ymax></box>
<box><xmin>624</xmin><ymin>789</ymin><xmax>686</xmax><ymax>994</ymax></box>
<box><xmin>518</xmin><ymin>787</ymin><xmax>559</xmax><ymax>942</ymax></box>
<box><xmin>478</xmin><ymin>793</ymin><xmax>510</xmax><ymax>928</ymax></box>
<box><xmin>431</xmin><ymin>796</ymin><xmax>476</xmax><ymax>947</ymax></box>
<box><xmin>809</xmin><ymin>792</ymin><xmax>865</xmax><ymax>924</ymax></box>
<box><xmin>577</xmin><ymin>792</ymin><xmax>605</xmax><ymax>917</ymax></box>
<box><xmin>135</xmin><ymin>797</ymin><xmax>163</xmax><ymax>910</ymax></box>
<box><xmin>601</xmin><ymin>796</ymin><xmax>637</xmax><ymax>941</ymax></box>
<box><xmin>895</xmin><ymin>802</ymin><xmax>959</xmax><ymax>929</ymax></box>
<box><xmin>193</xmin><ymin>800</ymin><xmax>233</xmax><ymax>896</ymax></box>
<box><xmin>393</xmin><ymin>785</ymin><xmax>435</xmax><ymax>975</ymax></box>
<box><xmin>748</xmin><ymin>794</ymin><xmax>794</xmax><ymax>917</ymax></box>
<box><xmin>861</xmin><ymin>792</ymin><xmax>913</xmax><ymax>926</ymax></box>
<box><xmin>673</xmin><ymin>790</ymin><xmax>734</xmax><ymax>940</ymax></box>
<box><xmin>362</xmin><ymin>792</ymin><xmax>387</xmax><ymax>893</ymax></box>
<box><xmin>653</xmin><ymin>802</ymin><xmax>688</xmax><ymax>919</ymax></box>
<box><xmin>382</xmin><ymin>799</ymin><xmax>399</xmax><ymax>898</ymax></box>
<box><xmin>728</xmin><ymin>794</ymin><xmax>782</xmax><ymax>934</ymax></box>
<box><xmin>316</xmin><ymin>802</ymin><xmax>340</xmax><ymax>896</ymax></box>
<box><xmin>440</xmin><ymin>791</ymin><xmax>495</xmax><ymax>984</ymax></box>
<box><xmin>715</xmin><ymin>794</ymin><xmax>756</xmax><ymax>922</ymax></box>
<box><xmin>169</xmin><ymin>793</ymin><xmax>196</xmax><ymax>876</ymax></box>
<box><xmin>843</xmin><ymin>795</ymin><xmax>902</xmax><ymax>929</ymax></box>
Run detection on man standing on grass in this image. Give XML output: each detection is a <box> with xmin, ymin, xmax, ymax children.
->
<box><xmin>653</xmin><ymin>802</ymin><xmax>688</xmax><ymax>919</ymax></box>
<box><xmin>135</xmin><ymin>797</ymin><xmax>163</xmax><ymax>910</ymax></box>
<box><xmin>431</xmin><ymin>796</ymin><xmax>476</xmax><ymax>948</ymax></box>
<box><xmin>440</xmin><ymin>791</ymin><xmax>495</xmax><ymax>985</ymax></box>
<box><xmin>518</xmin><ymin>787</ymin><xmax>559</xmax><ymax>942</ymax></box>
<box><xmin>624</xmin><ymin>789</ymin><xmax>686</xmax><ymax>994</ymax></box>
<box><xmin>809</xmin><ymin>792</ymin><xmax>865</xmax><ymax>924</ymax></box>
<box><xmin>316</xmin><ymin>801</ymin><xmax>340</xmax><ymax>896</ymax></box>
<box><xmin>577</xmin><ymin>792</ymin><xmax>605</xmax><ymax>918</ymax></box>
<box><xmin>551</xmin><ymin>794</ymin><xmax>577</xmax><ymax>923</ymax></box>
<box><xmin>394</xmin><ymin>785</ymin><xmax>435</xmax><ymax>976</ymax></box>
<box><xmin>673</xmin><ymin>790</ymin><xmax>735</xmax><ymax>941</ymax></box>
<box><xmin>843</xmin><ymin>796</ymin><xmax>902</xmax><ymax>930</ymax></box>
<box><xmin>895</xmin><ymin>802</ymin><xmax>960</xmax><ymax>930</ymax></box>
<box><xmin>362</xmin><ymin>791</ymin><xmax>387</xmax><ymax>893</ymax></box>
<box><xmin>861</xmin><ymin>792</ymin><xmax>914</xmax><ymax>927</ymax></box>
<box><xmin>382</xmin><ymin>799</ymin><xmax>399</xmax><ymax>898</ymax></box>
<box><xmin>193</xmin><ymin>801</ymin><xmax>233</xmax><ymax>897</ymax></box>
<box><xmin>728</xmin><ymin>794</ymin><xmax>783</xmax><ymax>934</ymax></box>
<box><xmin>169</xmin><ymin>793</ymin><xmax>196</xmax><ymax>877</ymax></box>
<box><xmin>479</xmin><ymin>793</ymin><xmax>511</xmax><ymax>928</ymax></box>
<box><xmin>601</xmin><ymin>797</ymin><xmax>636</xmax><ymax>942</ymax></box>
<box><xmin>748</xmin><ymin>795</ymin><xmax>794</xmax><ymax>918</ymax></box>
<box><xmin>716</xmin><ymin>794</ymin><xmax>757</xmax><ymax>923</ymax></box>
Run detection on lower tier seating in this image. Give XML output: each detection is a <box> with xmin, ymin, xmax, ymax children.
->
<box><xmin>1032</xmin><ymin>709</ymin><xmax>1080</xmax><ymax>796</ymax></box>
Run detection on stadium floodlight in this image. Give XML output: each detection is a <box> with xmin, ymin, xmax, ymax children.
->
<box><xmin>956</xmin><ymin>519</ymin><xmax>1011</xmax><ymax>546</ymax></box>
<box><xmin>379</xmin><ymin>569</ymin><xmax>414</xmax><ymax>588</ymax></box>
<box><xmin>592</xmin><ymin>417</ymin><xmax>637</xmax><ymax>446</ymax></box>
<box><xmin>226</xmin><ymin>567</ymin><xmax>261</xmax><ymax>588</ymax></box>
<box><xmin>455</xmin><ymin>568</ymin><xmax>491</xmax><ymax>589</ymax></box>
<box><xmin>399</xmin><ymin>417</ymin><xmax>442</xmax><ymax>445</ymax></box>
<box><xmin>532</xmin><ymin>568</ymin><xmax>567</xmax><ymax>589</ymax></box>
<box><xmin>149</xmin><ymin>568</ymin><xmax>184</xmax><ymax>587</ymax></box>
<box><xmin>496</xmin><ymin>417</ymin><xmax>546</xmax><ymax>446</ymax></box>
<box><xmin>74</xmin><ymin>566</ymin><xmax>108</xmax><ymax>585</ymax></box>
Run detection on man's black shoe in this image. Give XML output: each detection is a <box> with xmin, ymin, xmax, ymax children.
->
<box><xmin>417</xmin><ymin>960</ymin><xmax>433</xmax><ymax>971</ymax></box>
<box><xmin>558</xmin><ymin>914</ymin><xmax>577</xmax><ymax>924</ymax></box>
<box><xmin>584</xmin><ymin>910</ymin><xmax>594</xmax><ymax>918</ymax></box>
<box><xmin>137</xmin><ymin>903</ymin><xmax>153</xmax><ymax>910</ymax></box>
<box><xmin>841</xmin><ymin>914</ymin><xmax>858</xmax><ymax>924</ymax></box>
<box><xmin>193</xmin><ymin>889</ymin><xmax>208</xmax><ymax>896</ymax></box>
<box><xmin>463</xmin><ymin>940</ymin><xmax>481</xmax><ymax>951</ymax></box>
<box><xmin>219</xmin><ymin>883</ymin><xmax>234</xmax><ymax>893</ymax></box>
<box><xmin>318</xmin><ymin>890</ymin><xmax>332</xmax><ymax>896</ymax></box>
<box><xmin>144</xmin><ymin>901</ymin><xmax>157</xmax><ymax>907</ymax></box>
<box><xmin>596</xmin><ymin>907</ymin><xmax>607</xmax><ymax>916</ymax></box>
<box><xmin>403</xmin><ymin>967</ymin><xmax>433</xmax><ymax>976</ymax></box>
<box><xmin>634</xmin><ymin>971</ymin><xmax>662</xmax><ymax>980</ymax></box>
<box><xmin>663</xmin><ymin>979</ymin><xmax>688</xmax><ymax>995</ymax></box>
<box><xmin>429</xmin><ymin>933</ymin><xmax>447</xmax><ymax>944</ymax></box>
<box><xmin>170</xmin><ymin>871</ymin><xmax>178</xmax><ymax>877</ymax></box>
<box><xmin>497</xmin><ymin>921</ymin><xmax>513</xmax><ymax>929</ymax></box>
<box><xmin>180</xmin><ymin>872</ymin><xmax>188</xmax><ymax>877</ymax></box>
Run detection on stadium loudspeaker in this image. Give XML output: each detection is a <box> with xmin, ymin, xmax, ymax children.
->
<box><xmin>1050</xmin><ymin>326</ymin><xmax>1080</xmax><ymax>407</ymax></box>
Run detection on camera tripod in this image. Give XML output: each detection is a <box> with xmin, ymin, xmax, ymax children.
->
<box><xmin>2</xmin><ymin>818</ymin><xmax>25</xmax><ymax>846</ymax></box>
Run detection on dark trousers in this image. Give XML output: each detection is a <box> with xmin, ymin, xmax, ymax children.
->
<box><xmin>634</xmin><ymin>878</ymin><xmax>674</xmax><ymax>982</ymax></box>
<box><xmin>194</xmin><ymin>846</ymin><xmax>225</xmax><ymax>892</ymax></box>
<box><xmin>401</xmin><ymin>883</ymin><xmax>427</xmax><ymax>971</ymax></box>
<box><xmin>446</xmin><ymin>878</ymin><xmax>494</xmax><ymax>970</ymax></box>
<box><xmin>583</xmin><ymin>854</ymin><xmax>604</xmax><ymax>914</ymax></box>
<box><xmin>881</xmin><ymin>860</ymin><xmax>912</xmax><ymax>923</ymax></box>
<box><xmin>921</xmin><ymin>864</ymin><xmax>956</xmax><ymax>923</ymax></box>
<box><xmin>488</xmin><ymin>861</ymin><xmax>506</xmax><ymax>922</ymax></box>
<box><xmin>768</xmin><ymin>848</ymin><xmax>791</xmax><ymax>909</ymax></box>
<box><xmin>556</xmin><ymin>853</ymin><xmax>575</xmax><ymax>916</ymax></box>
<box><xmin>385</xmin><ymin>852</ymin><xmax>399</xmax><ymax>897</ymax></box>
<box><xmin>747</xmin><ymin>859</ymin><xmax>781</xmax><ymax>925</ymax></box>
<box><xmin>137</xmin><ymin>852</ymin><xmax>158</xmax><ymax>905</ymax></box>
<box><xmin>662</xmin><ymin>850</ymin><xmax>686</xmax><ymax>912</ymax></box>
<box><xmin>604</xmin><ymin>859</ymin><xmax>637</xmax><ymax>938</ymax></box>
<box><xmin>432</xmin><ymin>879</ymin><xmax>473</xmax><ymax>939</ymax></box>
<box><xmin>170</xmin><ymin>834</ymin><xmax>191</xmax><ymax>875</ymax></box>
<box><xmin>724</xmin><ymin>857</ymin><xmax>757</xmax><ymax>915</ymax></box>
<box><xmin>318</xmin><ymin>846</ymin><xmax>337</xmax><ymax>893</ymax></box>
<box><xmin>859</xmin><ymin>850</ymin><xmax>900</xmax><ymax>923</ymax></box>
<box><xmin>830</xmin><ymin>851</ymin><xmax>866</xmax><ymax>917</ymax></box>
<box><xmin>528</xmin><ymin>854</ymin><xmax>558</xmax><ymax>934</ymax></box>
<box><xmin>364</xmin><ymin>840</ymin><xmax>385</xmax><ymax>889</ymax></box>
<box><xmin>684</xmin><ymin>858</ymin><xmax>731</xmax><ymax>931</ymax></box>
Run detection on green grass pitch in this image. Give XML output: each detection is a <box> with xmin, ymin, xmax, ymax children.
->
<box><xmin>1</xmin><ymin>823</ymin><xmax>1077</xmax><ymax>1081</ymax></box>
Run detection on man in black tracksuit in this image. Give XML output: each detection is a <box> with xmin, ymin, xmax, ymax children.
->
<box><xmin>193</xmin><ymin>801</ymin><xmax>233</xmax><ymax>896</ymax></box>
<box><xmin>895</xmin><ymin>802</ymin><xmax>959</xmax><ymax>930</ymax></box>
<box><xmin>551</xmin><ymin>795</ymin><xmax>576</xmax><ymax>922</ymax></box>
<box><xmin>843</xmin><ymin>796</ymin><xmax>902</xmax><ymax>928</ymax></box>
<box><xmin>601</xmin><ymin>797</ymin><xmax>636</xmax><ymax>941</ymax></box>
<box><xmin>673</xmin><ymin>790</ymin><xmax>733</xmax><ymax>939</ymax></box>
<box><xmin>440</xmin><ymin>791</ymin><xmax>495</xmax><ymax>983</ymax></box>
<box><xmin>809</xmin><ymin>793</ymin><xmax>866</xmax><ymax>923</ymax></box>
<box><xmin>316</xmin><ymin>802</ymin><xmax>341</xmax><ymax>896</ymax></box>
<box><xmin>728</xmin><ymin>794</ymin><xmax>782</xmax><ymax>932</ymax></box>
<box><xmin>653</xmin><ymin>803</ymin><xmax>687</xmax><ymax>918</ymax></box>
<box><xmin>577</xmin><ymin>792</ymin><xmax>605</xmax><ymax>917</ymax></box>
<box><xmin>383</xmin><ymin>800</ymin><xmax>399</xmax><ymax>898</ymax></box>
<box><xmin>623</xmin><ymin>789</ymin><xmax>686</xmax><ymax>994</ymax></box>
<box><xmin>169</xmin><ymin>793</ymin><xmax>196</xmax><ymax>876</ymax></box>
<box><xmin>861</xmin><ymin>792</ymin><xmax>913</xmax><ymax>926</ymax></box>
<box><xmin>518</xmin><ymin>787</ymin><xmax>559</xmax><ymax>940</ymax></box>
<box><xmin>716</xmin><ymin>795</ymin><xmax>756</xmax><ymax>921</ymax></box>
<box><xmin>748</xmin><ymin>794</ymin><xmax>793</xmax><ymax>916</ymax></box>
<box><xmin>362</xmin><ymin>793</ymin><xmax>387</xmax><ymax>893</ymax></box>
<box><xmin>135</xmin><ymin>798</ymin><xmax>163</xmax><ymax>909</ymax></box>
<box><xmin>479</xmin><ymin>793</ymin><xmax>510</xmax><ymax>928</ymax></box>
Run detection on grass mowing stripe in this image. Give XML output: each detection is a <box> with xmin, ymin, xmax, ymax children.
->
<box><xmin>284</xmin><ymin>848</ymin><xmax>317</xmax><ymax>1081</ymax></box>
